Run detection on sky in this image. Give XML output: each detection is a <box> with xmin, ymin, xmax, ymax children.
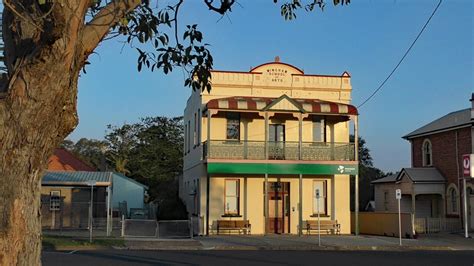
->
<box><xmin>70</xmin><ymin>0</ymin><xmax>473</xmax><ymax>173</ymax></box>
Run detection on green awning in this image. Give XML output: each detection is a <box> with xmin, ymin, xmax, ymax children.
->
<box><xmin>207</xmin><ymin>162</ymin><xmax>358</xmax><ymax>175</ymax></box>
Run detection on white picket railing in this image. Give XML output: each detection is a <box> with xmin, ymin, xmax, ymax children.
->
<box><xmin>414</xmin><ymin>217</ymin><xmax>461</xmax><ymax>234</ymax></box>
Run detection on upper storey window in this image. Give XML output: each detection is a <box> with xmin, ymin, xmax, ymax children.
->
<box><xmin>226</xmin><ymin>113</ymin><xmax>240</xmax><ymax>140</ymax></box>
<box><xmin>422</xmin><ymin>139</ymin><xmax>432</xmax><ymax>166</ymax></box>
<box><xmin>312</xmin><ymin>116</ymin><xmax>325</xmax><ymax>142</ymax></box>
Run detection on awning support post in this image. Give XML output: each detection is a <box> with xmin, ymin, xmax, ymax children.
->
<box><xmin>354</xmin><ymin>115</ymin><xmax>359</xmax><ymax>236</ymax></box>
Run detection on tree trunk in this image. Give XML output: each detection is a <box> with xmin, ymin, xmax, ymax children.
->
<box><xmin>0</xmin><ymin>1</ymin><xmax>140</xmax><ymax>264</ymax></box>
<box><xmin>0</xmin><ymin>2</ymin><xmax>84</xmax><ymax>265</ymax></box>
<box><xmin>0</xmin><ymin>50</ymin><xmax>81</xmax><ymax>266</ymax></box>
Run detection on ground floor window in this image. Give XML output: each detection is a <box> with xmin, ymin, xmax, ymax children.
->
<box><xmin>447</xmin><ymin>184</ymin><xmax>458</xmax><ymax>214</ymax></box>
<box><xmin>384</xmin><ymin>191</ymin><xmax>389</xmax><ymax>211</ymax></box>
<box><xmin>50</xmin><ymin>191</ymin><xmax>61</xmax><ymax>211</ymax></box>
<box><xmin>312</xmin><ymin>180</ymin><xmax>327</xmax><ymax>215</ymax></box>
<box><xmin>225</xmin><ymin>179</ymin><xmax>240</xmax><ymax>215</ymax></box>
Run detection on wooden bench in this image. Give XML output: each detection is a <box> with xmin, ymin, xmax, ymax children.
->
<box><xmin>217</xmin><ymin>220</ymin><xmax>251</xmax><ymax>235</ymax></box>
<box><xmin>306</xmin><ymin>220</ymin><xmax>340</xmax><ymax>235</ymax></box>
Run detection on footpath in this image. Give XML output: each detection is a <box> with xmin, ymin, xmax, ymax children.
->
<box><xmin>122</xmin><ymin>232</ymin><xmax>474</xmax><ymax>251</ymax></box>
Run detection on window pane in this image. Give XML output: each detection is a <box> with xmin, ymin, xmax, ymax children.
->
<box><xmin>226</xmin><ymin>113</ymin><xmax>240</xmax><ymax>140</ymax></box>
<box><xmin>225</xmin><ymin>196</ymin><xmax>238</xmax><ymax>213</ymax></box>
<box><xmin>226</xmin><ymin>180</ymin><xmax>238</xmax><ymax>197</ymax></box>
<box><xmin>313</xmin><ymin>117</ymin><xmax>324</xmax><ymax>142</ymax></box>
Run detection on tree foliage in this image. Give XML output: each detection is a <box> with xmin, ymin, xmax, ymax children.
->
<box><xmin>349</xmin><ymin>135</ymin><xmax>386</xmax><ymax>211</ymax></box>
<box><xmin>62</xmin><ymin>116</ymin><xmax>184</xmax><ymax>207</ymax></box>
<box><xmin>61</xmin><ymin>138</ymin><xmax>109</xmax><ymax>170</ymax></box>
<box><xmin>350</xmin><ymin>134</ymin><xmax>374</xmax><ymax>168</ymax></box>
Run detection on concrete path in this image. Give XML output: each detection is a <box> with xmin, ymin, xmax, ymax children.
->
<box><xmin>197</xmin><ymin>233</ymin><xmax>474</xmax><ymax>251</ymax></box>
<box><xmin>121</xmin><ymin>233</ymin><xmax>474</xmax><ymax>251</ymax></box>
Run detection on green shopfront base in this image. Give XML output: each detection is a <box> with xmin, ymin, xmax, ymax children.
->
<box><xmin>207</xmin><ymin>162</ymin><xmax>358</xmax><ymax>175</ymax></box>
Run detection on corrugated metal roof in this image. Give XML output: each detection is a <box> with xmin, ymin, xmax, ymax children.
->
<box><xmin>372</xmin><ymin>168</ymin><xmax>446</xmax><ymax>184</ymax></box>
<box><xmin>402</xmin><ymin>168</ymin><xmax>446</xmax><ymax>183</ymax></box>
<box><xmin>403</xmin><ymin>108</ymin><xmax>471</xmax><ymax>139</ymax></box>
<box><xmin>42</xmin><ymin>171</ymin><xmax>112</xmax><ymax>186</ymax></box>
<box><xmin>371</xmin><ymin>174</ymin><xmax>398</xmax><ymax>184</ymax></box>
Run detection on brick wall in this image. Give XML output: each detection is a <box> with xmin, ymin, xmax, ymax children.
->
<box><xmin>411</xmin><ymin>127</ymin><xmax>472</xmax><ymax>185</ymax></box>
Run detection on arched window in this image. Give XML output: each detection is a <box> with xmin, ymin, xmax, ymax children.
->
<box><xmin>447</xmin><ymin>184</ymin><xmax>458</xmax><ymax>214</ymax></box>
<box><xmin>422</xmin><ymin>139</ymin><xmax>432</xmax><ymax>166</ymax></box>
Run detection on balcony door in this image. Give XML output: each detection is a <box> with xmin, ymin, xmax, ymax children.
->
<box><xmin>269</xmin><ymin>124</ymin><xmax>285</xmax><ymax>160</ymax></box>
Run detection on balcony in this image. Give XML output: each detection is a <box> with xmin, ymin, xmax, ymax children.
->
<box><xmin>203</xmin><ymin>140</ymin><xmax>355</xmax><ymax>161</ymax></box>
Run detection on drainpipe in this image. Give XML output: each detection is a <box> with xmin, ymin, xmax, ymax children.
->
<box><xmin>455</xmin><ymin>131</ymin><xmax>460</xmax><ymax>218</ymax></box>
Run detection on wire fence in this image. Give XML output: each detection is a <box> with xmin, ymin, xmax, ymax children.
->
<box><xmin>121</xmin><ymin>218</ymin><xmax>199</xmax><ymax>239</ymax></box>
<box><xmin>41</xmin><ymin>201</ymin><xmax>113</xmax><ymax>229</ymax></box>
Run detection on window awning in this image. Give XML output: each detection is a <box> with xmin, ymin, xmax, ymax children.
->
<box><xmin>206</xmin><ymin>96</ymin><xmax>358</xmax><ymax>115</ymax></box>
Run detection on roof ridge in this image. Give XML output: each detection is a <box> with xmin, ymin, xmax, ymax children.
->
<box><xmin>403</xmin><ymin>108</ymin><xmax>471</xmax><ymax>139</ymax></box>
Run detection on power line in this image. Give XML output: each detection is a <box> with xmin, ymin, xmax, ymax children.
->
<box><xmin>357</xmin><ymin>0</ymin><xmax>443</xmax><ymax>109</ymax></box>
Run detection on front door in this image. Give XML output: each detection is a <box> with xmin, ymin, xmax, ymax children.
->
<box><xmin>267</xmin><ymin>182</ymin><xmax>290</xmax><ymax>234</ymax></box>
<box><xmin>269</xmin><ymin>124</ymin><xmax>285</xmax><ymax>159</ymax></box>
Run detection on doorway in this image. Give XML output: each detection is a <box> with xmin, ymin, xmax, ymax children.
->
<box><xmin>266</xmin><ymin>182</ymin><xmax>290</xmax><ymax>234</ymax></box>
<box><xmin>269</xmin><ymin>124</ymin><xmax>285</xmax><ymax>160</ymax></box>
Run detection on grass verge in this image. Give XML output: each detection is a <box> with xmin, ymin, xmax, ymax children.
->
<box><xmin>42</xmin><ymin>235</ymin><xmax>125</xmax><ymax>250</ymax></box>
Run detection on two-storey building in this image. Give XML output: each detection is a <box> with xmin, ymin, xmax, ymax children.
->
<box><xmin>180</xmin><ymin>59</ymin><xmax>359</xmax><ymax>235</ymax></box>
<box><xmin>373</xmin><ymin>94</ymin><xmax>474</xmax><ymax>232</ymax></box>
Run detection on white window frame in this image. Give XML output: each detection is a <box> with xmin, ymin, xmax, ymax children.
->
<box><xmin>194</xmin><ymin>112</ymin><xmax>197</xmax><ymax>147</ymax></box>
<box><xmin>312</xmin><ymin>180</ymin><xmax>327</xmax><ymax>215</ymax></box>
<box><xmin>224</xmin><ymin>179</ymin><xmax>240</xmax><ymax>215</ymax></box>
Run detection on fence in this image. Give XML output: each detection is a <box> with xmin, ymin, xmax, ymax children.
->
<box><xmin>41</xmin><ymin>201</ymin><xmax>113</xmax><ymax>229</ymax></box>
<box><xmin>351</xmin><ymin>212</ymin><xmax>414</xmax><ymax>238</ymax></box>
<box><xmin>121</xmin><ymin>218</ymin><xmax>193</xmax><ymax>238</ymax></box>
<box><xmin>414</xmin><ymin>217</ymin><xmax>461</xmax><ymax>234</ymax></box>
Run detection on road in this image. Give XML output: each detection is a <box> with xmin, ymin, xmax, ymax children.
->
<box><xmin>42</xmin><ymin>250</ymin><xmax>473</xmax><ymax>266</ymax></box>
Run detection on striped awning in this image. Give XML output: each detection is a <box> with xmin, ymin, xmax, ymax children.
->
<box><xmin>206</xmin><ymin>96</ymin><xmax>358</xmax><ymax>115</ymax></box>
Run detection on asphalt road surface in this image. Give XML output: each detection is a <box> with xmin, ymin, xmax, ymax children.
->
<box><xmin>42</xmin><ymin>250</ymin><xmax>473</xmax><ymax>266</ymax></box>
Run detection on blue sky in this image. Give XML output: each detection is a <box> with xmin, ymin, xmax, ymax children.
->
<box><xmin>70</xmin><ymin>0</ymin><xmax>473</xmax><ymax>172</ymax></box>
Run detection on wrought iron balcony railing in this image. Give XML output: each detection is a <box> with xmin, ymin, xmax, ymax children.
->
<box><xmin>203</xmin><ymin>140</ymin><xmax>355</xmax><ymax>161</ymax></box>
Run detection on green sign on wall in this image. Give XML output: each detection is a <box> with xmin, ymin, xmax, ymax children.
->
<box><xmin>207</xmin><ymin>162</ymin><xmax>358</xmax><ymax>175</ymax></box>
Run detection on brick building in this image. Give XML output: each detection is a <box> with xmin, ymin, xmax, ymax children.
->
<box><xmin>373</xmin><ymin>94</ymin><xmax>474</xmax><ymax>232</ymax></box>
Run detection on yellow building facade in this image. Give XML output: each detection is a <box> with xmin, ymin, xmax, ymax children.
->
<box><xmin>181</xmin><ymin>59</ymin><xmax>359</xmax><ymax>235</ymax></box>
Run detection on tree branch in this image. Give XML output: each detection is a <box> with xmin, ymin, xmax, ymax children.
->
<box><xmin>203</xmin><ymin>0</ymin><xmax>235</xmax><ymax>15</ymax></box>
<box><xmin>81</xmin><ymin>0</ymin><xmax>142</xmax><ymax>56</ymax></box>
<box><xmin>174</xmin><ymin>0</ymin><xmax>184</xmax><ymax>45</ymax></box>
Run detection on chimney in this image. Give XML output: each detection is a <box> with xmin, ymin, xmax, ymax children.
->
<box><xmin>471</xmin><ymin>93</ymin><xmax>474</xmax><ymax>154</ymax></box>
<box><xmin>471</xmin><ymin>93</ymin><xmax>474</xmax><ymax>120</ymax></box>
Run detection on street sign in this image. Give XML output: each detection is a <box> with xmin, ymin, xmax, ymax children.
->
<box><xmin>315</xmin><ymin>188</ymin><xmax>321</xmax><ymax>247</ymax></box>
<box><xmin>462</xmin><ymin>154</ymin><xmax>474</xmax><ymax>178</ymax></box>
<box><xmin>395</xmin><ymin>188</ymin><xmax>402</xmax><ymax>246</ymax></box>
<box><xmin>395</xmin><ymin>189</ymin><xmax>401</xmax><ymax>200</ymax></box>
